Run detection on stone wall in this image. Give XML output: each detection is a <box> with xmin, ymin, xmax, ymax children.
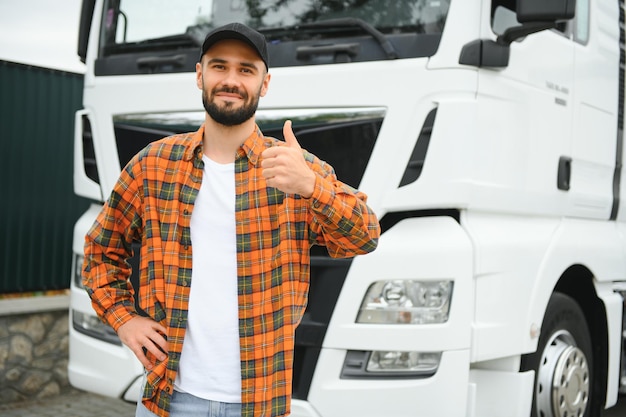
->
<box><xmin>0</xmin><ymin>310</ymin><xmax>76</xmax><ymax>404</ymax></box>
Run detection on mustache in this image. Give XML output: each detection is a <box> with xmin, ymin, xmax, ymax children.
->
<box><xmin>211</xmin><ymin>86</ymin><xmax>248</xmax><ymax>99</ymax></box>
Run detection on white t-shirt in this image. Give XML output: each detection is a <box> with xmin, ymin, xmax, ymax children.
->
<box><xmin>174</xmin><ymin>155</ymin><xmax>241</xmax><ymax>403</ymax></box>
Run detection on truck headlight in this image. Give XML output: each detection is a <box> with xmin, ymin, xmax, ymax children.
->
<box><xmin>357</xmin><ymin>280</ymin><xmax>453</xmax><ymax>324</ymax></box>
<box><xmin>72</xmin><ymin>310</ymin><xmax>121</xmax><ymax>346</ymax></box>
<box><xmin>73</xmin><ymin>254</ymin><xmax>84</xmax><ymax>289</ymax></box>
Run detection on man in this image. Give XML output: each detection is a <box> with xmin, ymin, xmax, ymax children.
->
<box><xmin>83</xmin><ymin>23</ymin><xmax>380</xmax><ymax>417</ymax></box>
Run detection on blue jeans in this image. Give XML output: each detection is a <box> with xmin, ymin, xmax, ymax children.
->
<box><xmin>135</xmin><ymin>390</ymin><xmax>242</xmax><ymax>417</ymax></box>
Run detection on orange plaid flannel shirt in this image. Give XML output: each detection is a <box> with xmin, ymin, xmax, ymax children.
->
<box><xmin>83</xmin><ymin>124</ymin><xmax>380</xmax><ymax>417</ymax></box>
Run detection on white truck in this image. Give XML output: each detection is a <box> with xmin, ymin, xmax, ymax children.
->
<box><xmin>68</xmin><ymin>1</ymin><xmax>626</xmax><ymax>416</ymax></box>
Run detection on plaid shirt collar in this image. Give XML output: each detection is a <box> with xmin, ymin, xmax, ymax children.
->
<box><xmin>184</xmin><ymin>123</ymin><xmax>268</xmax><ymax>165</ymax></box>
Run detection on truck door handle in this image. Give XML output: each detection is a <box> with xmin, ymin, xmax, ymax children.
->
<box><xmin>557</xmin><ymin>156</ymin><xmax>572</xmax><ymax>191</ymax></box>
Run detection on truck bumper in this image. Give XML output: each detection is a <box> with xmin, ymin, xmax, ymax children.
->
<box><xmin>68</xmin><ymin>303</ymin><xmax>143</xmax><ymax>401</ymax></box>
<box><xmin>292</xmin><ymin>349</ymin><xmax>470</xmax><ymax>417</ymax></box>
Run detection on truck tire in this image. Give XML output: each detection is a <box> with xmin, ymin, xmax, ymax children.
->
<box><xmin>521</xmin><ymin>292</ymin><xmax>594</xmax><ymax>417</ymax></box>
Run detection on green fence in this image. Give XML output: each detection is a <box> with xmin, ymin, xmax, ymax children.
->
<box><xmin>0</xmin><ymin>61</ymin><xmax>89</xmax><ymax>293</ymax></box>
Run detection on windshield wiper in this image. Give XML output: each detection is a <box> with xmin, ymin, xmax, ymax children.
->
<box><xmin>296</xmin><ymin>18</ymin><xmax>398</xmax><ymax>60</ymax></box>
<box><xmin>140</xmin><ymin>33</ymin><xmax>202</xmax><ymax>48</ymax></box>
<box><xmin>105</xmin><ymin>33</ymin><xmax>200</xmax><ymax>55</ymax></box>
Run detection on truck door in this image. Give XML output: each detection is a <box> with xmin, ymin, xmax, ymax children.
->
<box><xmin>474</xmin><ymin>2</ymin><xmax>575</xmax><ymax>214</ymax></box>
<box><xmin>569</xmin><ymin>0</ymin><xmax>620</xmax><ymax>220</ymax></box>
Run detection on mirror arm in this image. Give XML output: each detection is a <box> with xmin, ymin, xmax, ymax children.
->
<box><xmin>497</xmin><ymin>21</ymin><xmax>558</xmax><ymax>46</ymax></box>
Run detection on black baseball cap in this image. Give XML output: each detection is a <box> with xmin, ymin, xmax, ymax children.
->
<box><xmin>200</xmin><ymin>23</ymin><xmax>269</xmax><ymax>70</ymax></box>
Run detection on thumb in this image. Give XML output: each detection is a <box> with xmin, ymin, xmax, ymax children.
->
<box><xmin>283</xmin><ymin>120</ymin><xmax>301</xmax><ymax>149</ymax></box>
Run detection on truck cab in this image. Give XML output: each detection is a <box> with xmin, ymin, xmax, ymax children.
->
<box><xmin>69</xmin><ymin>1</ymin><xmax>626</xmax><ymax>416</ymax></box>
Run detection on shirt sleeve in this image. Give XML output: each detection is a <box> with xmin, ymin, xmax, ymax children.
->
<box><xmin>82</xmin><ymin>157</ymin><xmax>144</xmax><ymax>331</ymax></box>
<box><xmin>305</xmin><ymin>152</ymin><xmax>380</xmax><ymax>257</ymax></box>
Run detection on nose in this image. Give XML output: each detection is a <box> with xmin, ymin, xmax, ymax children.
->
<box><xmin>220</xmin><ymin>68</ymin><xmax>242</xmax><ymax>88</ymax></box>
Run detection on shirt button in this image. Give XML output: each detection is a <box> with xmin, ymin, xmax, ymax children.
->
<box><xmin>184</xmin><ymin>209</ymin><xmax>189</xmax><ymax>215</ymax></box>
<box><xmin>184</xmin><ymin>245</ymin><xmax>189</xmax><ymax>250</ymax></box>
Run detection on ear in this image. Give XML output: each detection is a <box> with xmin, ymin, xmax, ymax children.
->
<box><xmin>195</xmin><ymin>61</ymin><xmax>203</xmax><ymax>90</ymax></box>
<box><xmin>260</xmin><ymin>72</ymin><xmax>271</xmax><ymax>97</ymax></box>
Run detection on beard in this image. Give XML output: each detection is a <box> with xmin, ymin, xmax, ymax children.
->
<box><xmin>202</xmin><ymin>84</ymin><xmax>261</xmax><ymax>127</ymax></box>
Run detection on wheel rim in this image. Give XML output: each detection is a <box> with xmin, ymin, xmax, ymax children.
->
<box><xmin>536</xmin><ymin>330</ymin><xmax>590</xmax><ymax>417</ymax></box>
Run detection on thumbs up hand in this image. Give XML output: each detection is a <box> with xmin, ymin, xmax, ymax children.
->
<box><xmin>261</xmin><ymin>120</ymin><xmax>316</xmax><ymax>198</ymax></box>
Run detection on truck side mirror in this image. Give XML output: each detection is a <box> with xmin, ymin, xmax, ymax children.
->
<box><xmin>77</xmin><ymin>0</ymin><xmax>96</xmax><ymax>63</ymax></box>
<box><xmin>499</xmin><ymin>0</ymin><xmax>576</xmax><ymax>46</ymax></box>
<box><xmin>517</xmin><ymin>0</ymin><xmax>576</xmax><ymax>23</ymax></box>
<box><xmin>459</xmin><ymin>0</ymin><xmax>576</xmax><ymax>68</ymax></box>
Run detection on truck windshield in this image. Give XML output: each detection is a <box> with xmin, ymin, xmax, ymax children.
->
<box><xmin>97</xmin><ymin>0</ymin><xmax>451</xmax><ymax>74</ymax></box>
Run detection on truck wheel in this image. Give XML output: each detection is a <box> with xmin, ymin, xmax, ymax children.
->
<box><xmin>521</xmin><ymin>292</ymin><xmax>594</xmax><ymax>417</ymax></box>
